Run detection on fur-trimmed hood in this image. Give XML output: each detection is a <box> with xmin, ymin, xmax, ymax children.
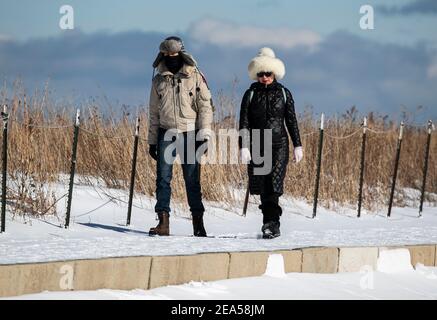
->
<box><xmin>248</xmin><ymin>47</ymin><xmax>286</xmax><ymax>81</ymax></box>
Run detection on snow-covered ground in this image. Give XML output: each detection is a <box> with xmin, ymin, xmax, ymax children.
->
<box><xmin>0</xmin><ymin>183</ymin><xmax>436</xmax><ymax>265</ymax></box>
<box><xmin>6</xmin><ymin>251</ymin><xmax>437</xmax><ymax>300</ymax></box>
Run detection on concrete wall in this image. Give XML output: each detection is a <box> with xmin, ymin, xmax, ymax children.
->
<box><xmin>302</xmin><ymin>247</ymin><xmax>339</xmax><ymax>273</ymax></box>
<box><xmin>149</xmin><ymin>253</ymin><xmax>229</xmax><ymax>289</ymax></box>
<box><xmin>379</xmin><ymin>245</ymin><xmax>437</xmax><ymax>268</ymax></box>
<box><xmin>1</xmin><ymin>244</ymin><xmax>436</xmax><ymax>298</ymax></box>
<box><xmin>338</xmin><ymin>247</ymin><xmax>378</xmax><ymax>273</ymax></box>
<box><xmin>228</xmin><ymin>250</ymin><xmax>302</xmax><ymax>279</ymax></box>
<box><xmin>406</xmin><ymin>245</ymin><xmax>436</xmax><ymax>267</ymax></box>
<box><xmin>0</xmin><ymin>257</ymin><xmax>152</xmax><ymax>297</ymax></box>
<box><xmin>73</xmin><ymin>256</ymin><xmax>151</xmax><ymax>291</ymax></box>
<box><xmin>0</xmin><ymin>261</ymin><xmax>74</xmax><ymax>297</ymax></box>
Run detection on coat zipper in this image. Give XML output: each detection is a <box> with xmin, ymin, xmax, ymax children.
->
<box><xmin>172</xmin><ymin>76</ymin><xmax>178</xmax><ymax>130</ymax></box>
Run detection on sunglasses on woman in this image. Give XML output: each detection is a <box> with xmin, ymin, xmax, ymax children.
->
<box><xmin>257</xmin><ymin>72</ymin><xmax>273</xmax><ymax>78</ymax></box>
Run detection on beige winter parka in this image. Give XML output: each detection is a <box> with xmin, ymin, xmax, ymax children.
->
<box><xmin>147</xmin><ymin>59</ymin><xmax>213</xmax><ymax>145</ymax></box>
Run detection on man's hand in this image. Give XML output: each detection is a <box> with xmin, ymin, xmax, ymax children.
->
<box><xmin>149</xmin><ymin>144</ymin><xmax>158</xmax><ymax>161</ymax></box>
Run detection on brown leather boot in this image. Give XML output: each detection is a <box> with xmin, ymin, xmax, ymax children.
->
<box><xmin>149</xmin><ymin>211</ymin><xmax>170</xmax><ymax>236</ymax></box>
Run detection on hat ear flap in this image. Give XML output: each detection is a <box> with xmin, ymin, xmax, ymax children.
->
<box><xmin>152</xmin><ymin>52</ymin><xmax>164</xmax><ymax>68</ymax></box>
<box><xmin>180</xmin><ymin>52</ymin><xmax>197</xmax><ymax>67</ymax></box>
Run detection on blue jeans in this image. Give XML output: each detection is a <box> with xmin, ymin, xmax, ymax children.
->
<box><xmin>155</xmin><ymin>128</ymin><xmax>205</xmax><ymax>216</ymax></box>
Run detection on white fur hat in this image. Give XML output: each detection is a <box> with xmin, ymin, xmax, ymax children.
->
<box><xmin>248</xmin><ymin>47</ymin><xmax>286</xmax><ymax>80</ymax></box>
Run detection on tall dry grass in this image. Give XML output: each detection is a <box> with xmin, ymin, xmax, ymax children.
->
<box><xmin>1</xmin><ymin>83</ymin><xmax>436</xmax><ymax>216</ymax></box>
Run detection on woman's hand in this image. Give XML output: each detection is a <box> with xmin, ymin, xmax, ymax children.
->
<box><xmin>240</xmin><ymin>148</ymin><xmax>251</xmax><ymax>164</ymax></box>
<box><xmin>293</xmin><ymin>146</ymin><xmax>303</xmax><ymax>163</ymax></box>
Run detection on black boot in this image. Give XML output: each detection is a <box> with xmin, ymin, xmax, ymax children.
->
<box><xmin>262</xmin><ymin>221</ymin><xmax>280</xmax><ymax>239</ymax></box>
<box><xmin>260</xmin><ymin>196</ymin><xmax>281</xmax><ymax>239</ymax></box>
<box><xmin>192</xmin><ymin>214</ymin><xmax>207</xmax><ymax>237</ymax></box>
<box><xmin>149</xmin><ymin>211</ymin><xmax>170</xmax><ymax>236</ymax></box>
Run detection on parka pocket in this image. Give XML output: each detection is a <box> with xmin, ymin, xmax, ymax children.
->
<box><xmin>155</xmin><ymin>81</ymin><xmax>174</xmax><ymax>126</ymax></box>
<box><xmin>156</xmin><ymin>81</ymin><xmax>169</xmax><ymax>105</ymax></box>
<box><xmin>179</xmin><ymin>86</ymin><xmax>197</xmax><ymax>119</ymax></box>
<box><xmin>198</xmin><ymin>87</ymin><xmax>211</xmax><ymax>102</ymax></box>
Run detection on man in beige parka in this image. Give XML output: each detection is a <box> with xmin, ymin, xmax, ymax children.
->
<box><xmin>147</xmin><ymin>36</ymin><xmax>213</xmax><ymax>237</ymax></box>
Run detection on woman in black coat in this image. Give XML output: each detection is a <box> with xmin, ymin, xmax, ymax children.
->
<box><xmin>239</xmin><ymin>47</ymin><xmax>303</xmax><ymax>239</ymax></box>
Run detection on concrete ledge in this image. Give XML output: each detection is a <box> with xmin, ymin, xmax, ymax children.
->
<box><xmin>228</xmin><ymin>250</ymin><xmax>302</xmax><ymax>279</ymax></box>
<box><xmin>281</xmin><ymin>250</ymin><xmax>303</xmax><ymax>273</ymax></box>
<box><xmin>149</xmin><ymin>253</ymin><xmax>229</xmax><ymax>289</ymax></box>
<box><xmin>338</xmin><ymin>247</ymin><xmax>378</xmax><ymax>273</ymax></box>
<box><xmin>228</xmin><ymin>252</ymin><xmax>269</xmax><ymax>279</ymax></box>
<box><xmin>74</xmin><ymin>256</ymin><xmax>151</xmax><ymax>291</ymax></box>
<box><xmin>302</xmin><ymin>247</ymin><xmax>339</xmax><ymax>273</ymax></box>
<box><xmin>379</xmin><ymin>245</ymin><xmax>436</xmax><ymax>268</ymax></box>
<box><xmin>406</xmin><ymin>245</ymin><xmax>436</xmax><ymax>267</ymax></box>
<box><xmin>0</xmin><ymin>257</ymin><xmax>152</xmax><ymax>298</ymax></box>
<box><xmin>0</xmin><ymin>261</ymin><xmax>74</xmax><ymax>298</ymax></box>
<box><xmin>1</xmin><ymin>244</ymin><xmax>436</xmax><ymax>298</ymax></box>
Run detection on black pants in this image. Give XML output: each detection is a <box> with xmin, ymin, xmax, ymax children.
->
<box><xmin>259</xmin><ymin>175</ymin><xmax>282</xmax><ymax>224</ymax></box>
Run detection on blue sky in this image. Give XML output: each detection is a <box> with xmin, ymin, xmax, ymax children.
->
<box><xmin>1</xmin><ymin>0</ymin><xmax>437</xmax><ymax>121</ymax></box>
<box><xmin>1</xmin><ymin>0</ymin><xmax>436</xmax><ymax>45</ymax></box>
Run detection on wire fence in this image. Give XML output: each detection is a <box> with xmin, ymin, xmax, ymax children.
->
<box><xmin>0</xmin><ymin>107</ymin><xmax>435</xmax><ymax>233</ymax></box>
<box><xmin>9</xmin><ymin>119</ymin><xmax>74</xmax><ymax>129</ymax></box>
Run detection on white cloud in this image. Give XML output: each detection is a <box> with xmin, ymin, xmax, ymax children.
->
<box><xmin>188</xmin><ymin>18</ymin><xmax>321</xmax><ymax>50</ymax></box>
<box><xmin>0</xmin><ymin>34</ymin><xmax>11</xmax><ymax>42</ymax></box>
<box><xmin>427</xmin><ymin>60</ymin><xmax>437</xmax><ymax>79</ymax></box>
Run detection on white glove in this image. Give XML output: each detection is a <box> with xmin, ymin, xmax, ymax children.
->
<box><xmin>240</xmin><ymin>148</ymin><xmax>251</xmax><ymax>164</ymax></box>
<box><xmin>293</xmin><ymin>146</ymin><xmax>303</xmax><ymax>163</ymax></box>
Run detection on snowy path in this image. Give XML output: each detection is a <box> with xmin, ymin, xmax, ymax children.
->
<box><xmin>1</xmin><ymin>184</ymin><xmax>436</xmax><ymax>265</ymax></box>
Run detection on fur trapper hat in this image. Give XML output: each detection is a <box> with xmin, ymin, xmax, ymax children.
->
<box><xmin>153</xmin><ymin>36</ymin><xmax>197</xmax><ymax>68</ymax></box>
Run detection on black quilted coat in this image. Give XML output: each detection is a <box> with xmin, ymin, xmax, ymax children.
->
<box><xmin>239</xmin><ymin>81</ymin><xmax>302</xmax><ymax>195</ymax></box>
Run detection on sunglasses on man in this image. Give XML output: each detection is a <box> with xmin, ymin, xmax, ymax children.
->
<box><xmin>257</xmin><ymin>72</ymin><xmax>273</xmax><ymax>78</ymax></box>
